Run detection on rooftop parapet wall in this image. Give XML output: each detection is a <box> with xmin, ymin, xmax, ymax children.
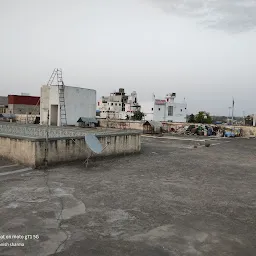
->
<box><xmin>0</xmin><ymin>123</ymin><xmax>141</xmax><ymax>167</ymax></box>
<box><xmin>0</xmin><ymin>122</ymin><xmax>141</xmax><ymax>139</ymax></box>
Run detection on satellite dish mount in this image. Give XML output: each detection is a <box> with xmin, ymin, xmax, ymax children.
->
<box><xmin>83</xmin><ymin>134</ymin><xmax>110</xmax><ymax>167</ymax></box>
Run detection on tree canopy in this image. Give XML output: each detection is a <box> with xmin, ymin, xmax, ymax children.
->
<box><xmin>195</xmin><ymin>111</ymin><xmax>212</xmax><ymax>124</ymax></box>
<box><xmin>131</xmin><ymin>110</ymin><xmax>145</xmax><ymax>121</ymax></box>
<box><xmin>188</xmin><ymin>114</ymin><xmax>195</xmax><ymax>123</ymax></box>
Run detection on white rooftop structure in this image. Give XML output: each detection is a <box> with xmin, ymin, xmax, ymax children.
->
<box><xmin>40</xmin><ymin>85</ymin><xmax>96</xmax><ymax>126</ymax></box>
<box><xmin>144</xmin><ymin>93</ymin><xmax>187</xmax><ymax>123</ymax></box>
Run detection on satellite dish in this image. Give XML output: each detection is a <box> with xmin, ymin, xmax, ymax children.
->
<box><xmin>84</xmin><ymin>134</ymin><xmax>103</xmax><ymax>154</ymax></box>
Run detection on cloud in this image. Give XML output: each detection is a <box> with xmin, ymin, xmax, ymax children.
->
<box><xmin>149</xmin><ymin>0</ymin><xmax>256</xmax><ymax>33</ymax></box>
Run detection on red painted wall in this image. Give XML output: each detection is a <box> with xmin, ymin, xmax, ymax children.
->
<box><xmin>8</xmin><ymin>95</ymin><xmax>40</xmax><ymax>105</ymax></box>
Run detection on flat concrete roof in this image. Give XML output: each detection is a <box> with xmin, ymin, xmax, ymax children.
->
<box><xmin>0</xmin><ymin>136</ymin><xmax>255</xmax><ymax>255</ymax></box>
<box><xmin>0</xmin><ymin>122</ymin><xmax>141</xmax><ymax>140</ymax></box>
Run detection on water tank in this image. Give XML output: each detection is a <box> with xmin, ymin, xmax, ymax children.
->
<box><xmin>119</xmin><ymin>88</ymin><xmax>125</xmax><ymax>94</ymax></box>
<box><xmin>166</xmin><ymin>93</ymin><xmax>176</xmax><ymax>98</ymax></box>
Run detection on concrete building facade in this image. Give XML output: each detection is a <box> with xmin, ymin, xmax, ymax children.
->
<box><xmin>144</xmin><ymin>93</ymin><xmax>187</xmax><ymax>123</ymax></box>
<box><xmin>253</xmin><ymin>115</ymin><xmax>256</xmax><ymax>127</ymax></box>
<box><xmin>0</xmin><ymin>96</ymin><xmax>8</xmax><ymax>113</ymax></box>
<box><xmin>8</xmin><ymin>95</ymin><xmax>40</xmax><ymax>114</ymax></box>
<box><xmin>40</xmin><ymin>85</ymin><xmax>96</xmax><ymax>126</ymax></box>
<box><xmin>98</xmin><ymin>88</ymin><xmax>141</xmax><ymax>119</ymax></box>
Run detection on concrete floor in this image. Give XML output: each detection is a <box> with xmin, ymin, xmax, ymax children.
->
<box><xmin>0</xmin><ymin>136</ymin><xmax>255</xmax><ymax>256</ymax></box>
<box><xmin>0</xmin><ymin>158</ymin><xmax>32</xmax><ymax>177</ymax></box>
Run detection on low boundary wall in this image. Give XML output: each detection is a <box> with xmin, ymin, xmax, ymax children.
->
<box><xmin>0</xmin><ymin>132</ymin><xmax>141</xmax><ymax>167</ymax></box>
<box><xmin>98</xmin><ymin>119</ymin><xmax>256</xmax><ymax>137</ymax></box>
<box><xmin>0</xmin><ymin>123</ymin><xmax>141</xmax><ymax>167</ymax></box>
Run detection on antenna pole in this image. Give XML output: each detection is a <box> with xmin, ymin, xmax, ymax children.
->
<box><xmin>44</xmin><ymin>110</ymin><xmax>49</xmax><ymax>168</ymax></box>
<box><xmin>232</xmin><ymin>98</ymin><xmax>234</xmax><ymax>125</ymax></box>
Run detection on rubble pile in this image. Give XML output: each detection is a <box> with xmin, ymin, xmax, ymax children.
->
<box><xmin>163</xmin><ymin>123</ymin><xmax>242</xmax><ymax>137</ymax></box>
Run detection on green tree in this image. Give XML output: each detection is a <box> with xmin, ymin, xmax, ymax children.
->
<box><xmin>188</xmin><ymin>114</ymin><xmax>195</xmax><ymax>123</ymax></box>
<box><xmin>195</xmin><ymin>111</ymin><xmax>212</xmax><ymax>124</ymax></box>
<box><xmin>131</xmin><ymin>110</ymin><xmax>145</xmax><ymax>121</ymax></box>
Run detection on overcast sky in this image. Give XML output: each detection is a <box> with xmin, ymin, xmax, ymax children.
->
<box><xmin>1</xmin><ymin>0</ymin><xmax>255</xmax><ymax>116</ymax></box>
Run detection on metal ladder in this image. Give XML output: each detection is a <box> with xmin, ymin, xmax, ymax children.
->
<box><xmin>47</xmin><ymin>68</ymin><xmax>67</xmax><ymax>126</ymax></box>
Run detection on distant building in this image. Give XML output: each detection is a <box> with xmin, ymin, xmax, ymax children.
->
<box><xmin>98</xmin><ymin>88</ymin><xmax>141</xmax><ymax>119</ymax></box>
<box><xmin>0</xmin><ymin>96</ymin><xmax>8</xmax><ymax>113</ymax></box>
<box><xmin>245</xmin><ymin>115</ymin><xmax>256</xmax><ymax>126</ymax></box>
<box><xmin>144</xmin><ymin>93</ymin><xmax>187</xmax><ymax>123</ymax></box>
<box><xmin>8</xmin><ymin>95</ymin><xmax>40</xmax><ymax>114</ymax></box>
<box><xmin>40</xmin><ymin>85</ymin><xmax>96</xmax><ymax>126</ymax></box>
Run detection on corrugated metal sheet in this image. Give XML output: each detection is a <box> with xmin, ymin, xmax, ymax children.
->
<box><xmin>143</xmin><ymin>120</ymin><xmax>163</xmax><ymax>129</ymax></box>
<box><xmin>0</xmin><ymin>113</ymin><xmax>16</xmax><ymax>118</ymax></box>
<box><xmin>77</xmin><ymin>117</ymin><xmax>98</xmax><ymax>124</ymax></box>
<box><xmin>143</xmin><ymin>120</ymin><xmax>163</xmax><ymax>134</ymax></box>
<box><xmin>8</xmin><ymin>95</ymin><xmax>40</xmax><ymax>105</ymax></box>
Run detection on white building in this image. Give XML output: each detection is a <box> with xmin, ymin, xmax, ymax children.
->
<box><xmin>40</xmin><ymin>85</ymin><xmax>96</xmax><ymax>126</ymax></box>
<box><xmin>144</xmin><ymin>93</ymin><xmax>187</xmax><ymax>123</ymax></box>
<box><xmin>98</xmin><ymin>88</ymin><xmax>141</xmax><ymax>119</ymax></box>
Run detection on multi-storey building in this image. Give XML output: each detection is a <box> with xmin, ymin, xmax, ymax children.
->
<box><xmin>98</xmin><ymin>88</ymin><xmax>141</xmax><ymax>119</ymax></box>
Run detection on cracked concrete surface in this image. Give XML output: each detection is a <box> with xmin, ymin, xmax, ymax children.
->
<box><xmin>0</xmin><ymin>137</ymin><xmax>256</xmax><ymax>255</ymax></box>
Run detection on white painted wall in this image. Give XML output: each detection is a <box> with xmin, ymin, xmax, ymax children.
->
<box><xmin>40</xmin><ymin>85</ymin><xmax>96</xmax><ymax>126</ymax></box>
<box><xmin>143</xmin><ymin>99</ymin><xmax>187</xmax><ymax>123</ymax></box>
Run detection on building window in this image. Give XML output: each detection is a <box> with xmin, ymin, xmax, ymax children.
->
<box><xmin>119</xmin><ymin>104</ymin><xmax>121</xmax><ymax>106</ymax></box>
<box><xmin>115</xmin><ymin>103</ymin><xmax>117</xmax><ymax>106</ymax></box>
<box><xmin>168</xmin><ymin>106</ymin><xmax>173</xmax><ymax>116</ymax></box>
<box><xmin>181</xmin><ymin>109</ymin><xmax>183</xmax><ymax>112</ymax></box>
<box><xmin>109</xmin><ymin>108</ymin><xmax>110</xmax><ymax>110</ymax></box>
<box><xmin>158</xmin><ymin>108</ymin><xmax>160</xmax><ymax>111</ymax></box>
<box><xmin>185</xmin><ymin>108</ymin><xmax>187</xmax><ymax>110</ymax></box>
<box><xmin>111</xmin><ymin>103</ymin><xmax>113</xmax><ymax>106</ymax></box>
<box><xmin>152</xmin><ymin>108</ymin><xmax>153</xmax><ymax>111</ymax></box>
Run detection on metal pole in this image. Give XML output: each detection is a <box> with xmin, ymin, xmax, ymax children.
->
<box><xmin>164</xmin><ymin>102</ymin><xmax>167</xmax><ymax>122</ymax></box>
<box><xmin>44</xmin><ymin>110</ymin><xmax>49</xmax><ymax>168</ymax></box>
<box><xmin>231</xmin><ymin>109</ymin><xmax>234</xmax><ymax>125</ymax></box>
<box><xmin>231</xmin><ymin>98</ymin><xmax>234</xmax><ymax>125</ymax></box>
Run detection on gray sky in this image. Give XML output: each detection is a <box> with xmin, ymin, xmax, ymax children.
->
<box><xmin>1</xmin><ymin>0</ymin><xmax>256</xmax><ymax>116</ymax></box>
